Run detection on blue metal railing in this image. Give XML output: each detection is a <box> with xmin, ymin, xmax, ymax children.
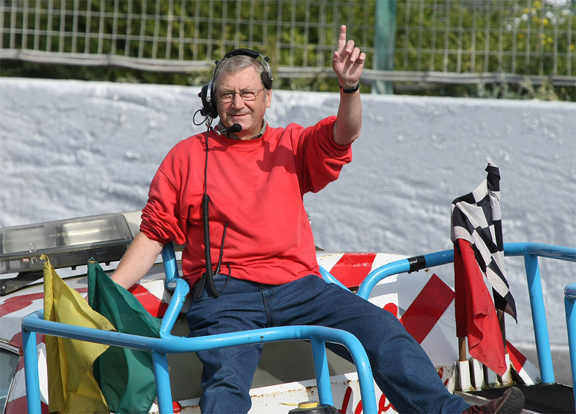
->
<box><xmin>21</xmin><ymin>243</ymin><xmax>378</xmax><ymax>414</ymax></box>
<box><xmin>21</xmin><ymin>242</ymin><xmax>575</xmax><ymax>413</ymax></box>
<box><xmin>565</xmin><ymin>282</ymin><xmax>576</xmax><ymax>406</ymax></box>
<box><xmin>357</xmin><ymin>242</ymin><xmax>576</xmax><ymax>386</ymax></box>
<box><xmin>22</xmin><ymin>313</ymin><xmax>377</xmax><ymax>413</ymax></box>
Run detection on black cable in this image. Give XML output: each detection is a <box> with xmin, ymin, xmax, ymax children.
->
<box><xmin>193</xmin><ymin>109</ymin><xmax>208</xmax><ymax>126</ymax></box>
<box><xmin>216</xmin><ymin>263</ymin><xmax>232</xmax><ymax>295</ymax></box>
<box><xmin>201</xmin><ymin>125</ymin><xmax>231</xmax><ymax>298</ymax></box>
<box><xmin>214</xmin><ymin>223</ymin><xmax>228</xmax><ymax>275</ymax></box>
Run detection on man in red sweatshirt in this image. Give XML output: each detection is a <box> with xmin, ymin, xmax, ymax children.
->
<box><xmin>112</xmin><ymin>25</ymin><xmax>524</xmax><ymax>414</ymax></box>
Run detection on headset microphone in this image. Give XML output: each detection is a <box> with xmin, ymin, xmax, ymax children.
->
<box><xmin>217</xmin><ymin>123</ymin><xmax>242</xmax><ymax>135</ymax></box>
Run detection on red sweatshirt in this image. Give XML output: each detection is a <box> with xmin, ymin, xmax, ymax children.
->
<box><xmin>141</xmin><ymin>116</ymin><xmax>352</xmax><ymax>286</ymax></box>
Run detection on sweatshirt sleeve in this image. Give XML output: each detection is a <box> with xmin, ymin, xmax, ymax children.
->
<box><xmin>298</xmin><ymin>115</ymin><xmax>353</xmax><ymax>194</ymax></box>
<box><xmin>140</xmin><ymin>150</ymin><xmax>188</xmax><ymax>246</ymax></box>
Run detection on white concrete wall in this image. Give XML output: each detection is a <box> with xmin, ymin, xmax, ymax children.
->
<box><xmin>1</xmin><ymin>78</ymin><xmax>575</xmax><ymax>347</ymax></box>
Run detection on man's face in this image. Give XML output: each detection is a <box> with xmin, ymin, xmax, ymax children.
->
<box><xmin>216</xmin><ymin>65</ymin><xmax>272</xmax><ymax>140</ymax></box>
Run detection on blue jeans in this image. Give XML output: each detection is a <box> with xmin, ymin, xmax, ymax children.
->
<box><xmin>186</xmin><ymin>275</ymin><xmax>470</xmax><ymax>414</ymax></box>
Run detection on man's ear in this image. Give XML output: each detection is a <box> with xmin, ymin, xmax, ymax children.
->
<box><xmin>265</xmin><ymin>89</ymin><xmax>272</xmax><ymax>108</ymax></box>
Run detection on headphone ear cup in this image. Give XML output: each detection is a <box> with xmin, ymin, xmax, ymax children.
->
<box><xmin>199</xmin><ymin>81</ymin><xmax>218</xmax><ymax>119</ymax></box>
<box><xmin>261</xmin><ymin>72</ymin><xmax>273</xmax><ymax>90</ymax></box>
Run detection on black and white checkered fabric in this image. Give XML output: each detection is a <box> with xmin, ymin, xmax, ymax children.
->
<box><xmin>451</xmin><ymin>158</ymin><xmax>517</xmax><ymax>320</ymax></box>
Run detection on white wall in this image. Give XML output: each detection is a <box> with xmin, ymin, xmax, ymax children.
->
<box><xmin>1</xmin><ymin>78</ymin><xmax>575</xmax><ymax>346</ymax></box>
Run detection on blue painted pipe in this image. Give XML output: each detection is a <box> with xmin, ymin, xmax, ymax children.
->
<box><xmin>565</xmin><ymin>282</ymin><xmax>576</xmax><ymax>406</ymax></box>
<box><xmin>22</xmin><ymin>328</ymin><xmax>41</xmax><ymax>414</ymax></box>
<box><xmin>356</xmin><ymin>242</ymin><xmax>576</xmax><ymax>385</ymax></box>
<box><xmin>22</xmin><ymin>311</ymin><xmax>377</xmax><ymax>414</ymax></box>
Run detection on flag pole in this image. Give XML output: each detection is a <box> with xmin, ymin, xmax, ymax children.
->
<box><xmin>497</xmin><ymin>309</ymin><xmax>512</xmax><ymax>385</ymax></box>
<box><xmin>498</xmin><ymin>309</ymin><xmax>507</xmax><ymax>353</ymax></box>
<box><xmin>459</xmin><ymin>337</ymin><xmax>467</xmax><ymax>361</ymax></box>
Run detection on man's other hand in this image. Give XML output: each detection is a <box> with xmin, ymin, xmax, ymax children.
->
<box><xmin>332</xmin><ymin>25</ymin><xmax>366</xmax><ymax>89</ymax></box>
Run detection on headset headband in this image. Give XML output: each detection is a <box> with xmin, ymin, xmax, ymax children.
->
<box><xmin>198</xmin><ymin>49</ymin><xmax>273</xmax><ymax>119</ymax></box>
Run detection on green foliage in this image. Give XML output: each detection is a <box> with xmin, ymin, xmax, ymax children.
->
<box><xmin>397</xmin><ymin>77</ymin><xmax>575</xmax><ymax>101</ymax></box>
<box><xmin>395</xmin><ymin>0</ymin><xmax>576</xmax><ymax>77</ymax></box>
<box><xmin>1</xmin><ymin>0</ymin><xmax>574</xmax><ymax>100</ymax></box>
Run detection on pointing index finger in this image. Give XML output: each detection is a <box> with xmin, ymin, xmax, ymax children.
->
<box><xmin>337</xmin><ymin>25</ymin><xmax>347</xmax><ymax>53</ymax></box>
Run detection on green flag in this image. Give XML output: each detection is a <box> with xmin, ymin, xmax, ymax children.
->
<box><xmin>88</xmin><ymin>259</ymin><xmax>162</xmax><ymax>414</ymax></box>
<box><xmin>43</xmin><ymin>255</ymin><xmax>114</xmax><ymax>414</ymax></box>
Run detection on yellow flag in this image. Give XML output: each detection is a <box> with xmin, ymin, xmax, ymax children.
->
<box><xmin>42</xmin><ymin>254</ymin><xmax>116</xmax><ymax>414</ymax></box>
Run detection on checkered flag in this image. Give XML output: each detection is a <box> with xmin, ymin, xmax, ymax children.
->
<box><xmin>451</xmin><ymin>158</ymin><xmax>517</xmax><ymax>320</ymax></box>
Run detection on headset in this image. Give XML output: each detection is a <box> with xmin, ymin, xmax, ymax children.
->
<box><xmin>198</xmin><ymin>48</ymin><xmax>273</xmax><ymax>120</ymax></box>
<box><xmin>193</xmin><ymin>49</ymin><xmax>273</xmax><ymax>299</ymax></box>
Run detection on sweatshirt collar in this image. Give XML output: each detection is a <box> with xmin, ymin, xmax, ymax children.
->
<box><xmin>216</xmin><ymin>120</ymin><xmax>267</xmax><ymax>140</ymax></box>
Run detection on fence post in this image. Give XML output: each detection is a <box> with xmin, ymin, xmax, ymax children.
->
<box><xmin>373</xmin><ymin>0</ymin><xmax>397</xmax><ymax>94</ymax></box>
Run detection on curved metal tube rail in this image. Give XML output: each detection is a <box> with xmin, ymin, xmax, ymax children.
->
<box><xmin>565</xmin><ymin>282</ymin><xmax>576</xmax><ymax>405</ymax></box>
<box><xmin>22</xmin><ymin>242</ymin><xmax>378</xmax><ymax>414</ymax></box>
<box><xmin>357</xmin><ymin>242</ymin><xmax>576</xmax><ymax>385</ymax></box>
<box><xmin>22</xmin><ymin>312</ymin><xmax>377</xmax><ymax>414</ymax></box>
<box><xmin>22</xmin><ymin>242</ymin><xmax>575</xmax><ymax>413</ymax></box>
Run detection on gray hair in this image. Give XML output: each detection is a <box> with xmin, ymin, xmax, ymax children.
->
<box><xmin>213</xmin><ymin>55</ymin><xmax>269</xmax><ymax>91</ymax></box>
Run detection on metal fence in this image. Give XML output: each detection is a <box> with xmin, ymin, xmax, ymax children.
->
<box><xmin>1</xmin><ymin>0</ymin><xmax>575</xmax><ymax>87</ymax></box>
<box><xmin>393</xmin><ymin>0</ymin><xmax>576</xmax><ymax>86</ymax></box>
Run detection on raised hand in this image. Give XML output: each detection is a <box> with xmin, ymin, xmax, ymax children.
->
<box><xmin>332</xmin><ymin>25</ymin><xmax>366</xmax><ymax>89</ymax></box>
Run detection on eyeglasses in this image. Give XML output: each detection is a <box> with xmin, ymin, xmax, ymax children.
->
<box><xmin>218</xmin><ymin>88</ymin><xmax>265</xmax><ymax>104</ymax></box>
